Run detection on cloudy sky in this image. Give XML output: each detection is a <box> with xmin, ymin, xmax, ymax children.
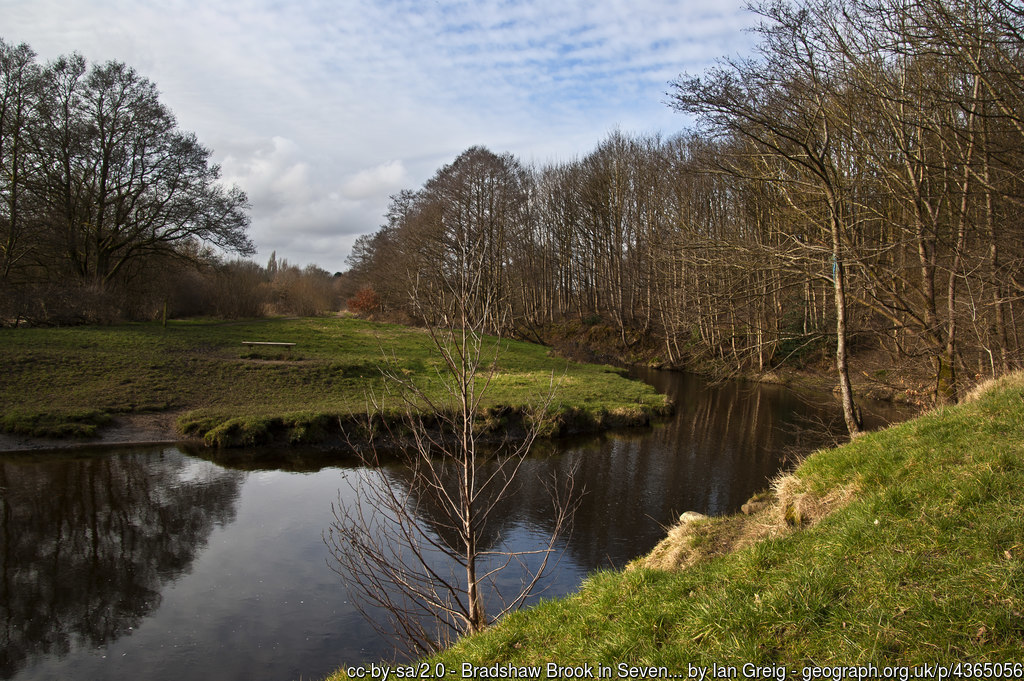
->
<box><xmin>4</xmin><ymin>0</ymin><xmax>758</xmax><ymax>273</ymax></box>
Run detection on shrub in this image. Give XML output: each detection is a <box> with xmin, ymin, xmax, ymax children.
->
<box><xmin>347</xmin><ymin>286</ymin><xmax>381</xmax><ymax>317</ymax></box>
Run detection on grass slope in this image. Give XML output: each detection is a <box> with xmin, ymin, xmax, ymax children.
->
<box><xmin>344</xmin><ymin>373</ymin><xmax>1024</xmax><ymax>676</ymax></box>
<box><xmin>0</xmin><ymin>317</ymin><xmax>668</xmax><ymax>445</ymax></box>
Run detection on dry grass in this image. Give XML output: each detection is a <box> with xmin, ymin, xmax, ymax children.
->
<box><xmin>631</xmin><ymin>471</ymin><xmax>861</xmax><ymax>573</ymax></box>
<box><xmin>962</xmin><ymin>371</ymin><xmax>1024</xmax><ymax>403</ymax></box>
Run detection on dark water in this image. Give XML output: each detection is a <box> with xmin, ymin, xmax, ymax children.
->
<box><xmin>0</xmin><ymin>371</ymin><xmax>909</xmax><ymax>681</ymax></box>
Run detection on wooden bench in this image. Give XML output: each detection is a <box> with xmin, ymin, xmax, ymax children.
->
<box><xmin>241</xmin><ymin>341</ymin><xmax>296</xmax><ymax>350</ymax></box>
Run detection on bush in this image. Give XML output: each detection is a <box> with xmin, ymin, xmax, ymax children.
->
<box><xmin>347</xmin><ymin>286</ymin><xmax>381</xmax><ymax>317</ymax></box>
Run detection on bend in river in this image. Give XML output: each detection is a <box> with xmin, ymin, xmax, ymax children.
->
<box><xmin>0</xmin><ymin>370</ymin><xmax>911</xmax><ymax>681</ymax></box>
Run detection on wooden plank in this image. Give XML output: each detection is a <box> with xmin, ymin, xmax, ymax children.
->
<box><xmin>241</xmin><ymin>341</ymin><xmax>296</xmax><ymax>347</ymax></box>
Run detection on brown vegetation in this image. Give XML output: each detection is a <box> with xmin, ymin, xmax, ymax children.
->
<box><xmin>632</xmin><ymin>474</ymin><xmax>861</xmax><ymax>573</ymax></box>
<box><xmin>343</xmin><ymin>0</ymin><xmax>1024</xmax><ymax>437</ymax></box>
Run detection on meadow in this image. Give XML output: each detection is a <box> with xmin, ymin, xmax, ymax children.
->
<box><xmin>0</xmin><ymin>316</ymin><xmax>669</xmax><ymax>446</ymax></box>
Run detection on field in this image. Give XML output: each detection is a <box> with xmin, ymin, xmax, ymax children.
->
<box><xmin>0</xmin><ymin>316</ymin><xmax>669</xmax><ymax>446</ymax></box>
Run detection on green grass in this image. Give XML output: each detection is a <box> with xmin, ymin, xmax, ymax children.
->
<box><xmin>327</xmin><ymin>373</ymin><xmax>1024</xmax><ymax>677</ymax></box>
<box><xmin>0</xmin><ymin>317</ymin><xmax>668</xmax><ymax>445</ymax></box>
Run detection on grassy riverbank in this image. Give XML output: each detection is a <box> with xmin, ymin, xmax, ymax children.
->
<box><xmin>330</xmin><ymin>372</ymin><xmax>1024</xmax><ymax>676</ymax></box>
<box><xmin>0</xmin><ymin>317</ymin><xmax>669</xmax><ymax>447</ymax></box>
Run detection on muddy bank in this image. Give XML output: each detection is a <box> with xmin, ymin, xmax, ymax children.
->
<box><xmin>180</xmin><ymin>403</ymin><xmax>674</xmax><ymax>450</ymax></box>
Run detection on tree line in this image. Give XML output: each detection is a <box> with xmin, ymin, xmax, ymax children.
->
<box><xmin>0</xmin><ymin>39</ymin><xmax>326</xmax><ymax>323</ymax></box>
<box><xmin>343</xmin><ymin>0</ymin><xmax>1024</xmax><ymax>433</ymax></box>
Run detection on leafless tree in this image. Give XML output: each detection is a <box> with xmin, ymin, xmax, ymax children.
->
<box><xmin>0</xmin><ymin>39</ymin><xmax>39</xmax><ymax>285</ymax></box>
<box><xmin>341</xmin><ymin>0</ymin><xmax>1024</xmax><ymax>410</ymax></box>
<box><xmin>324</xmin><ymin>213</ymin><xmax>577</xmax><ymax>657</ymax></box>
<box><xmin>0</xmin><ymin>40</ymin><xmax>254</xmax><ymax>323</ymax></box>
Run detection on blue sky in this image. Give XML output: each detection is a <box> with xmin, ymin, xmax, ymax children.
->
<box><xmin>3</xmin><ymin>0</ymin><xmax>758</xmax><ymax>272</ymax></box>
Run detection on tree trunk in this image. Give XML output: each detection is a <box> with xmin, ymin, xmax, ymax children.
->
<box><xmin>831</xmin><ymin>218</ymin><xmax>862</xmax><ymax>437</ymax></box>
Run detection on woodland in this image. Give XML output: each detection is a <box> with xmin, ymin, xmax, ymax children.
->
<box><xmin>5</xmin><ymin>0</ymin><xmax>1024</xmax><ymax>436</ymax></box>
<box><xmin>0</xmin><ymin>39</ymin><xmax>340</xmax><ymax>322</ymax></box>
<box><xmin>344</xmin><ymin>0</ymin><xmax>1024</xmax><ymax>434</ymax></box>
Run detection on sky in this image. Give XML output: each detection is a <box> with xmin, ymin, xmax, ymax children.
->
<box><xmin>3</xmin><ymin>0</ymin><xmax>759</xmax><ymax>273</ymax></box>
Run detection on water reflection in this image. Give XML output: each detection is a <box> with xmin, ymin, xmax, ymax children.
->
<box><xmin>0</xmin><ymin>449</ymin><xmax>242</xmax><ymax>679</ymax></box>
<box><xmin>0</xmin><ymin>371</ymin><xmax>914</xmax><ymax>679</ymax></box>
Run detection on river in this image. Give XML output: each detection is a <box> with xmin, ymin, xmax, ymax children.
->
<box><xmin>0</xmin><ymin>370</ymin><xmax>910</xmax><ymax>680</ymax></box>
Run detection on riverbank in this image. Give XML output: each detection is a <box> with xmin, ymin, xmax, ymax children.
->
<box><xmin>333</xmin><ymin>371</ymin><xmax>1024</xmax><ymax>674</ymax></box>
<box><xmin>0</xmin><ymin>317</ymin><xmax>669</xmax><ymax>451</ymax></box>
<box><xmin>537</xmin><ymin>318</ymin><xmax>948</xmax><ymax>408</ymax></box>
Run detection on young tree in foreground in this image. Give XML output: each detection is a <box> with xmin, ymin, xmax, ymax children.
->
<box><xmin>325</xmin><ymin>227</ymin><xmax>576</xmax><ymax>656</ymax></box>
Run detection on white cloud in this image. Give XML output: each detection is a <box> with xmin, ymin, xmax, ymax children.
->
<box><xmin>341</xmin><ymin>161</ymin><xmax>409</xmax><ymax>201</ymax></box>
<box><xmin>2</xmin><ymin>0</ymin><xmax>759</xmax><ymax>268</ymax></box>
<box><xmin>221</xmin><ymin>137</ymin><xmax>312</xmax><ymax>209</ymax></box>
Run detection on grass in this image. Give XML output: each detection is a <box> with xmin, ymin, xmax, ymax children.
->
<box><xmin>326</xmin><ymin>372</ymin><xmax>1024</xmax><ymax>677</ymax></box>
<box><xmin>0</xmin><ymin>316</ymin><xmax>669</xmax><ymax>445</ymax></box>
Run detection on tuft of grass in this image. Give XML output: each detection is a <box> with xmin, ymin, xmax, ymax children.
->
<box><xmin>0</xmin><ymin>317</ymin><xmax>668</xmax><ymax>444</ymax></box>
<box><xmin>319</xmin><ymin>371</ymin><xmax>1024</xmax><ymax>677</ymax></box>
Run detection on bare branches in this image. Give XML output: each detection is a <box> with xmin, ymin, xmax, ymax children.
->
<box><xmin>1</xmin><ymin>39</ymin><xmax>253</xmax><ymax>323</ymax></box>
<box><xmin>325</xmin><ymin>270</ymin><xmax>576</xmax><ymax>657</ymax></box>
<box><xmin>341</xmin><ymin>0</ymin><xmax>1024</xmax><ymax>411</ymax></box>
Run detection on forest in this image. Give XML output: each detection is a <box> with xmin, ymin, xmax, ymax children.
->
<box><xmin>343</xmin><ymin>0</ymin><xmax>1024</xmax><ymax>433</ymax></box>
<box><xmin>5</xmin><ymin>0</ymin><xmax>1024</xmax><ymax>435</ymax></box>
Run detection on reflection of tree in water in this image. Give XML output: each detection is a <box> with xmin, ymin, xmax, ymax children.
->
<box><xmin>388</xmin><ymin>372</ymin><xmax>859</xmax><ymax>576</ymax></box>
<box><xmin>328</xmin><ymin>445</ymin><xmax>576</xmax><ymax>658</ymax></box>
<box><xmin>182</xmin><ymin>443</ymin><xmax>360</xmax><ymax>474</ymax></box>
<box><xmin>560</xmin><ymin>374</ymin><xmax>838</xmax><ymax>569</ymax></box>
<box><xmin>384</xmin><ymin>453</ymin><xmax>524</xmax><ymax>556</ymax></box>
<box><xmin>0</xmin><ymin>448</ymin><xmax>243</xmax><ymax>679</ymax></box>
<box><xmin>346</xmin><ymin>370</ymin><xmax>901</xmax><ymax>606</ymax></box>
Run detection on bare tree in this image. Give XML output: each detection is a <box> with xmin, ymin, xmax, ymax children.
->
<box><xmin>341</xmin><ymin>0</ymin><xmax>1024</xmax><ymax>405</ymax></box>
<box><xmin>32</xmin><ymin>57</ymin><xmax>253</xmax><ymax>286</ymax></box>
<box><xmin>670</xmin><ymin>0</ymin><xmax>868</xmax><ymax>435</ymax></box>
<box><xmin>324</xmin><ymin>215</ymin><xmax>576</xmax><ymax>657</ymax></box>
<box><xmin>0</xmin><ymin>39</ymin><xmax>39</xmax><ymax>285</ymax></box>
